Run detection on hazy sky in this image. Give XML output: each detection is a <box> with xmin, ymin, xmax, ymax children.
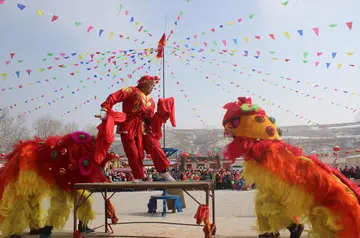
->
<box><xmin>1</xmin><ymin>0</ymin><xmax>360</xmax><ymax>130</ymax></box>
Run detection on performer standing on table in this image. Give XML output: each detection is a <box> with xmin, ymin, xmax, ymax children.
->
<box><xmin>99</xmin><ymin>75</ymin><xmax>175</xmax><ymax>182</ymax></box>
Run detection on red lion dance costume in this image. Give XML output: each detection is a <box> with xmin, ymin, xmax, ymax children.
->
<box><xmin>222</xmin><ymin>97</ymin><xmax>360</xmax><ymax>238</ymax></box>
<box><xmin>98</xmin><ymin>75</ymin><xmax>176</xmax><ymax>182</ymax></box>
<box><xmin>0</xmin><ymin>131</ymin><xmax>115</xmax><ymax>238</ymax></box>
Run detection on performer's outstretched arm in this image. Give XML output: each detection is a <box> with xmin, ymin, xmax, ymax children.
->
<box><xmin>101</xmin><ymin>87</ymin><xmax>133</xmax><ymax>110</ymax></box>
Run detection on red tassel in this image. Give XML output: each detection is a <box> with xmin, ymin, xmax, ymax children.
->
<box><xmin>106</xmin><ymin>199</ymin><xmax>119</xmax><ymax>224</ymax></box>
<box><xmin>73</xmin><ymin>230</ymin><xmax>83</xmax><ymax>238</ymax></box>
<box><xmin>194</xmin><ymin>204</ymin><xmax>210</xmax><ymax>225</ymax></box>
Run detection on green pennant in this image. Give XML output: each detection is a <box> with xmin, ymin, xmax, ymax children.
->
<box><xmin>80</xmin><ymin>80</ymin><xmax>83</xmax><ymax>83</ymax></box>
<box><xmin>42</xmin><ymin>58</ymin><xmax>47</xmax><ymax>61</ymax></box>
<box><xmin>180</xmin><ymin>10</ymin><xmax>183</xmax><ymax>15</ymax></box>
<box><xmin>210</xmin><ymin>49</ymin><xmax>215</xmax><ymax>52</ymax></box>
<box><xmin>202</xmin><ymin>32</ymin><xmax>206</xmax><ymax>35</ymax></box>
<box><xmin>53</xmin><ymin>77</ymin><xmax>56</xmax><ymax>80</ymax></box>
<box><xmin>329</xmin><ymin>24</ymin><xmax>337</xmax><ymax>28</ymax></box>
<box><xmin>62</xmin><ymin>65</ymin><xmax>67</xmax><ymax>68</ymax></box>
<box><xmin>269</xmin><ymin>51</ymin><xmax>275</xmax><ymax>54</ymax></box>
<box><xmin>101</xmin><ymin>53</ymin><xmax>105</xmax><ymax>55</ymax></box>
<box><xmin>100</xmin><ymin>58</ymin><xmax>105</xmax><ymax>60</ymax></box>
<box><xmin>106</xmin><ymin>50</ymin><xmax>111</xmax><ymax>53</ymax></box>
<box><xmin>83</xmin><ymin>86</ymin><xmax>87</xmax><ymax>88</ymax></box>
<box><xmin>302</xmin><ymin>60</ymin><xmax>308</xmax><ymax>63</ymax></box>
<box><xmin>75</xmin><ymin>22</ymin><xmax>81</xmax><ymax>26</ymax></box>
<box><xmin>249</xmin><ymin>13</ymin><xmax>255</xmax><ymax>19</ymax></box>
<box><xmin>281</xmin><ymin>1</ymin><xmax>289</xmax><ymax>6</ymax></box>
<box><xmin>39</xmin><ymin>68</ymin><xmax>45</xmax><ymax>72</ymax></box>
<box><xmin>18</xmin><ymin>60</ymin><xmax>23</xmax><ymax>63</ymax></box>
<box><xmin>9</xmin><ymin>87</ymin><xmax>13</xmax><ymax>90</ymax></box>
<box><xmin>212</xmin><ymin>41</ymin><xmax>217</xmax><ymax>46</ymax></box>
<box><xmin>144</xmin><ymin>29</ymin><xmax>148</xmax><ymax>32</ymax></box>
<box><xmin>229</xmin><ymin>53</ymin><xmax>234</xmax><ymax>56</ymax></box>
<box><xmin>66</xmin><ymin>85</ymin><xmax>70</xmax><ymax>88</ymax></box>
<box><xmin>104</xmin><ymin>63</ymin><xmax>107</xmax><ymax>67</ymax></box>
<box><xmin>47</xmin><ymin>53</ymin><xmax>53</xmax><ymax>56</ymax></box>
<box><xmin>303</xmin><ymin>52</ymin><xmax>308</xmax><ymax>58</ymax></box>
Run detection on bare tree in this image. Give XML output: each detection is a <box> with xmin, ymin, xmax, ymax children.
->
<box><xmin>0</xmin><ymin>108</ymin><xmax>30</xmax><ymax>152</ymax></box>
<box><xmin>33</xmin><ymin>115</ymin><xmax>63</xmax><ymax>139</ymax></box>
<box><xmin>60</xmin><ymin>121</ymin><xmax>80</xmax><ymax>135</ymax></box>
<box><xmin>84</xmin><ymin>123</ymin><xmax>99</xmax><ymax>136</ymax></box>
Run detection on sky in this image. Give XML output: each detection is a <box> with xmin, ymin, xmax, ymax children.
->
<box><xmin>1</xmin><ymin>0</ymin><xmax>360</xmax><ymax>130</ymax></box>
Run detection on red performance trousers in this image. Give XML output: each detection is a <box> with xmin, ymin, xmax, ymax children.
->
<box><xmin>120</xmin><ymin>133</ymin><xmax>170</xmax><ymax>179</ymax></box>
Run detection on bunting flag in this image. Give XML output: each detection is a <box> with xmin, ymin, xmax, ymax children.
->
<box><xmin>173</xmin><ymin>53</ymin><xmax>321</xmax><ymax>126</ymax></box>
<box><xmin>173</xmin><ymin>19</ymin><xmax>354</xmax><ymax>45</ymax></box>
<box><xmin>60</xmin><ymin>96</ymin><xmax>97</xmax><ymax>117</ymax></box>
<box><xmin>156</xmin><ymin>33</ymin><xmax>167</xmax><ymax>58</ymax></box>
<box><xmin>167</xmin><ymin>0</ymin><xmax>191</xmax><ymax>41</ymax></box>
<box><xmin>171</xmin><ymin>69</ymin><xmax>206</xmax><ymax>126</ymax></box>
<box><xmin>118</xmin><ymin>3</ymin><xmax>153</xmax><ymax>38</ymax></box>
<box><xmin>173</xmin><ymin>49</ymin><xmax>358</xmax><ymax>117</ymax></box>
<box><xmin>172</xmin><ymin>46</ymin><xmax>360</xmax><ymax>97</ymax></box>
<box><xmin>176</xmin><ymin>45</ymin><xmax>359</xmax><ymax>69</ymax></box>
<box><xmin>3</xmin><ymin>1</ymin><xmax>146</xmax><ymax>45</ymax></box>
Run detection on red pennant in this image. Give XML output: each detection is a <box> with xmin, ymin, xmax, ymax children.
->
<box><xmin>70</xmin><ymin>72</ymin><xmax>75</xmax><ymax>76</ymax></box>
<box><xmin>58</xmin><ymin>64</ymin><xmax>64</xmax><ymax>68</ymax></box>
<box><xmin>90</xmin><ymin>54</ymin><xmax>94</xmax><ymax>60</ymax></box>
<box><xmin>210</xmin><ymin>28</ymin><xmax>215</xmax><ymax>32</ymax></box>
<box><xmin>203</xmin><ymin>42</ymin><xmax>207</xmax><ymax>47</ymax></box>
<box><xmin>47</xmin><ymin>66</ymin><xmax>52</xmax><ymax>70</ymax></box>
<box><xmin>312</xmin><ymin>27</ymin><xmax>319</xmax><ymax>36</ymax></box>
<box><xmin>10</xmin><ymin>53</ymin><xmax>15</xmax><ymax>59</ymax></box>
<box><xmin>255</xmin><ymin>36</ymin><xmax>261</xmax><ymax>39</ymax></box>
<box><xmin>346</xmin><ymin>22</ymin><xmax>353</xmax><ymax>30</ymax></box>
<box><xmin>18</xmin><ymin>85</ymin><xmax>22</xmax><ymax>88</ymax></box>
<box><xmin>268</xmin><ymin>33</ymin><xmax>275</xmax><ymax>40</ymax></box>
<box><xmin>237</xmin><ymin>18</ymin><xmax>242</xmax><ymax>23</ymax></box>
<box><xmin>51</xmin><ymin>15</ymin><xmax>59</xmax><ymax>22</ymax></box>
<box><xmin>285</xmin><ymin>58</ymin><xmax>290</xmax><ymax>62</ymax></box>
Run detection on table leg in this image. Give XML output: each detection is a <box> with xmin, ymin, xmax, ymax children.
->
<box><xmin>211</xmin><ymin>182</ymin><xmax>216</xmax><ymax>225</ymax></box>
<box><xmin>104</xmin><ymin>189</ymin><xmax>108</xmax><ymax>233</ymax></box>
<box><xmin>73</xmin><ymin>188</ymin><xmax>78</xmax><ymax>233</ymax></box>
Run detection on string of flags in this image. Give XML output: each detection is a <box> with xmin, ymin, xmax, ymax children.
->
<box><xmin>166</xmin><ymin>0</ymin><xmax>191</xmax><ymax>41</ymax></box>
<box><xmin>172</xmin><ymin>18</ymin><xmax>353</xmax><ymax>45</ymax></box>
<box><xmin>172</xmin><ymin>51</ymin><xmax>321</xmax><ymax>127</ymax></box>
<box><xmin>60</xmin><ymin>96</ymin><xmax>97</xmax><ymax>117</ymax></box>
<box><xmin>171</xmin><ymin>46</ymin><xmax>360</xmax><ymax>97</ymax></box>
<box><xmin>172</xmin><ymin>14</ymin><xmax>255</xmax><ymax>45</ymax></box>
<box><xmin>174</xmin><ymin>44</ymin><xmax>359</xmax><ymax>70</ymax></box>
<box><xmin>171</xmin><ymin>69</ymin><xmax>206</xmax><ymax>126</ymax></box>
<box><xmin>2</xmin><ymin>1</ymin><xmax>146</xmax><ymax>45</ymax></box>
<box><xmin>118</xmin><ymin>3</ymin><xmax>153</xmax><ymax>38</ymax></box>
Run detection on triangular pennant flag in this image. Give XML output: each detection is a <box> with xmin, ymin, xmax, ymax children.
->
<box><xmin>337</xmin><ymin>64</ymin><xmax>342</xmax><ymax>70</ymax></box>
<box><xmin>0</xmin><ymin>0</ymin><xmax>5</xmax><ymax>4</ymax></box>
<box><xmin>332</xmin><ymin>52</ymin><xmax>337</xmax><ymax>58</ymax></box>
<box><xmin>268</xmin><ymin>33</ymin><xmax>275</xmax><ymax>40</ymax></box>
<box><xmin>26</xmin><ymin>69</ymin><xmax>32</xmax><ymax>75</ymax></box>
<box><xmin>75</xmin><ymin>22</ymin><xmax>81</xmax><ymax>26</ymax></box>
<box><xmin>315</xmin><ymin>62</ymin><xmax>320</xmax><ymax>67</ymax></box>
<box><xmin>15</xmin><ymin>71</ymin><xmax>20</xmax><ymax>78</ymax></box>
<box><xmin>1</xmin><ymin>72</ymin><xmax>6</xmax><ymax>80</ymax></box>
<box><xmin>326</xmin><ymin>62</ymin><xmax>331</xmax><ymax>68</ymax></box>
<box><xmin>317</xmin><ymin>52</ymin><xmax>323</xmax><ymax>56</ymax></box>
<box><xmin>249</xmin><ymin>13</ymin><xmax>255</xmax><ymax>19</ymax></box>
<box><xmin>303</xmin><ymin>52</ymin><xmax>308</xmax><ymax>58</ymax></box>
<box><xmin>99</xmin><ymin>29</ymin><xmax>104</xmax><ymax>37</ymax></box>
<box><xmin>51</xmin><ymin>15</ymin><xmax>59</xmax><ymax>22</ymax></box>
<box><xmin>10</xmin><ymin>53</ymin><xmax>15</xmax><ymax>59</ymax></box>
<box><xmin>284</xmin><ymin>32</ymin><xmax>290</xmax><ymax>39</ymax></box>
<box><xmin>346</xmin><ymin>52</ymin><xmax>354</xmax><ymax>56</ymax></box>
<box><xmin>5</xmin><ymin>61</ymin><xmax>10</xmax><ymax>65</ymax></box>
<box><xmin>346</xmin><ymin>22</ymin><xmax>353</xmax><ymax>30</ymax></box>
<box><xmin>130</xmin><ymin>17</ymin><xmax>134</xmax><ymax>22</ymax></box>
<box><xmin>17</xmin><ymin>4</ymin><xmax>26</xmax><ymax>10</ymax></box>
<box><xmin>222</xmin><ymin>40</ymin><xmax>226</xmax><ymax>46</ymax></box>
<box><xmin>244</xmin><ymin>36</ymin><xmax>249</xmax><ymax>43</ymax></box>
<box><xmin>87</xmin><ymin>26</ymin><xmax>94</xmax><ymax>33</ymax></box>
<box><xmin>285</xmin><ymin>58</ymin><xmax>290</xmax><ymax>62</ymax></box>
<box><xmin>36</xmin><ymin>10</ymin><xmax>43</xmax><ymax>16</ymax></box>
<box><xmin>281</xmin><ymin>1</ymin><xmax>289</xmax><ymax>6</ymax></box>
<box><xmin>232</xmin><ymin>38</ymin><xmax>238</xmax><ymax>45</ymax></box>
<box><xmin>297</xmin><ymin>29</ymin><xmax>303</xmax><ymax>36</ymax></box>
<box><xmin>329</xmin><ymin>24</ymin><xmax>337</xmax><ymax>28</ymax></box>
<box><xmin>109</xmin><ymin>32</ymin><xmax>114</xmax><ymax>40</ymax></box>
<box><xmin>312</xmin><ymin>27</ymin><xmax>319</xmax><ymax>36</ymax></box>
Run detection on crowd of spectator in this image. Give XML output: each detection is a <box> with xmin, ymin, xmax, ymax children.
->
<box><xmin>339</xmin><ymin>166</ymin><xmax>360</xmax><ymax>179</ymax></box>
<box><xmin>105</xmin><ymin>167</ymin><xmax>255</xmax><ymax>191</ymax></box>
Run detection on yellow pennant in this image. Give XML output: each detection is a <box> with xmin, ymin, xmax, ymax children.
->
<box><xmin>194</xmin><ymin>42</ymin><xmax>199</xmax><ymax>47</ymax></box>
<box><xmin>337</xmin><ymin>64</ymin><xmax>342</xmax><ymax>70</ymax></box>
<box><xmin>78</xmin><ymin>55</ymin><xmax>83</xmax><ymax>60</ymax></box>
<box><xmin>109</xmin><ymin>32</ymin><xmax>114</xmax><ymax>40</ymax></box>
<box><xmin>284</xmin><ymin>32</ymin><xmax>290</xmax><ymax>39</ymax></box>
<box><xmin>1</xmin><ymin>72</ymin><xmax>6</xmax><ymax>80</ymax></box>
<box><xmin>228</xmin><ymin>21</ymin><xmax>233</xmax><ymax>25</ymax></box>
<box><xmin>244</xmin><ymin>36</ymin><xmax>249</xmax><ymax>44</ymax></box>
<box><xmin>179</xmin><ymin>39</ymin><xmax>184</xmax><ymax>43</ymax></box>
<box><xmin>272</xmin><ymin>57</ymin><xmax>278</xmax><ymax>60</ymax></box>
<box><xmin>36</xmin><ymin>10</ymin><xmax>44</xmax><ymax>16</ymax></box>
<box><xmin>97</xmin><ymin>60</ymin><xmax>101</xmax><ymax>64</ymax></box>
<box><xmin>28</xmin><ymin>83</ymin><xmax>32</xmax><ymax>86</ymax></box>
<box><xmin>346</xmin><ymin>52</ymin><xmax>354</xmax><ymax>56</ymax></box>
<box><xmin>135</xmin><ymin>21</ymin><xmax>140</xmax><ymax>26</ymax></box>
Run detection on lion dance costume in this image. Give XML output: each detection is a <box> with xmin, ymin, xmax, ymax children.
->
<box><xmin>0</xmin><ymin>131</ymin><xmax>113</xmax><ymax>237</ymax></box>
<box><xmin>222</xmin><ymin>97</ymin><xmax>360</xmax><ymax>238</ymax></box>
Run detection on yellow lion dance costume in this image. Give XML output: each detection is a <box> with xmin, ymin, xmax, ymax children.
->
<box><xmin>0</xmin><ymin>131</ymin><xmax>116</xmax><ymax>238</ymax></box>
<box><xmin>222</xmin><ymin>97</ymin><xmax>360</xmax><ymax>238</ymax></box>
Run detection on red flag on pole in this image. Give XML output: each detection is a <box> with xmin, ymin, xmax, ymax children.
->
<box><xmin>156</xmin><ymin>33</ymin><xmax>166</xmax><ymax>58</ymax></box>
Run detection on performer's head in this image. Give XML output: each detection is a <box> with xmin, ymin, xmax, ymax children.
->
<box><xmin>137</xmin><ymin>75</ymin><xmax>160</xmax><ymax>95</ymax></box>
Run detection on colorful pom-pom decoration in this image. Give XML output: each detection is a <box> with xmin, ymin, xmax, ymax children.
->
<box><xmin>59</xmin><ymin>168</ymin><xmax>67</xmax><ymax>176</ymax></box>
<box><xmin>72</xmin><ymin>131</ymin><xmax>91</xmax><ymax>144</ymax></box>
<box><xmin>241</xmin><ymin>104</ymin><xmax>260</xmax><ymax>112</ymax></box>
<box><xmin>255</xmin><ymin>115</ymin><xmax>265</xmax><ymax>123</ymax></box>
<box><xmin>79</xmin><ymin>155</ymin><xmax>91</xmax><ymax>176</ymax></box>
<box><xmin>61</xmin><ymin>148</ymin><xmax>67</xmax><ymax>156</ymax></box>
<box><xmin>266</xmin><ymin>126</ymin><xmax>275</xmax><ymax>136</ymax></box>
<box><xmin>50</xmin><ymin>150</ymin><xmax>58</xmax><ymax>160</ymax></box>
<box><xmin>68</xmin><ymin>163</ymin><xmax>77</xmax><ymax>171</ymax></box>
<box><xmin>268</xmin><ymin>117</ymin><xmax>276</xmax><ymax>124</ymax></box>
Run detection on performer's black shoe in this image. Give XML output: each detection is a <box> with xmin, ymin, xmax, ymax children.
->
<box><xmin>288</xmin><ymin>223</ymin><xmax>304</xmax><ymax>238</ymax></box>
<box><xmin>258</xmin><ymin>231</ymin><xmax>280</xmax><ymax>238</ymax></box>
<box><xmin>29</xmin><ymin>226</ymin><xmax>53</xmax><ymax>235</ymax></box>
<box><xmin>78</xmin><ymin>220</ymin><xmax>95</xmax><ymax>233</ymax></box>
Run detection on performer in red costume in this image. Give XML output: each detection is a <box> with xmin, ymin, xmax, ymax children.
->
<box><xmin>100</xmin><ymin>75</ymin><xmax>176</xmax><ymax>182</ymax></box>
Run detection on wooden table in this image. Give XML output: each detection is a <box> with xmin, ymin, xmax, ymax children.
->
<box><xmin>73</xmin><ymin>181</ymin><xmax>215</xmax><ymax>238</ymax></box>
